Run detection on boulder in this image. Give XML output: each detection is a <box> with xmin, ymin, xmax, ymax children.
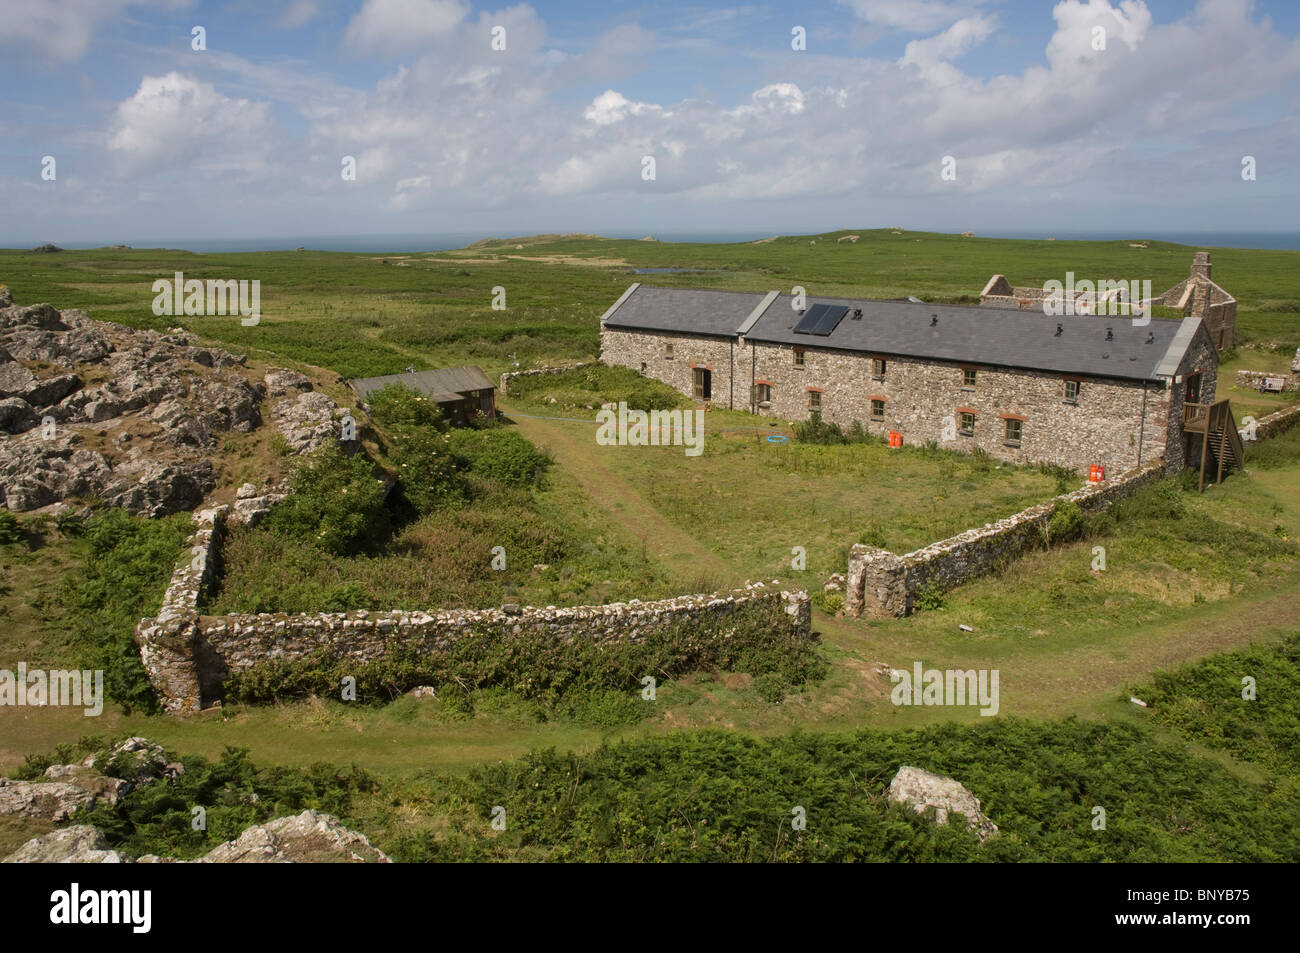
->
<box><xmin>3</xmin><ymin>826</ymin><xmax>126</xmax><ymax>863</ymax></box>
<box><xmin>197</xmin><ymin>810</ymin><xmax>391</xmax><ymax>863</ymax></box>
<box><xmin>0</xmin><ymin>396</ymin><xmax>38</xmax><ymax>434</ymax></box>
<box><xmin>0</xmin><ymin>360</ymin><xmax>37</xmax><ymax>398</ymax></box>
<box><xmin>888</xmin><ymin>765</ymin><xmax>998</xmax><ymax>841</ymax></box>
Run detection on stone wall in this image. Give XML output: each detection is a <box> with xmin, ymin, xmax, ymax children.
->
<box><xmin>498</xmin><ymin>362</ymin><xmax>596</xmax><ymax>396</ymax></box>
<box><xmin>843</xmin><ymin>459</ymin><xmax>1166</xmax><ymax>618</ymax></box>
<box><xmin>1253</xmin><ymin>401</ymin><xmax>1300</xmax><ymax>440</ymax></box>
<box><xmin>137</xmin><ymin>515</ymin><xmax>812</xmax><ymax>712</ymax></box>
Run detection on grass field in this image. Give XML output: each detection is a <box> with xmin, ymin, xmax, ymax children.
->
<box><xmin>2</xmin><ymin>229</ymin><xmax>1300</xmax><ymax>860</ymax></box>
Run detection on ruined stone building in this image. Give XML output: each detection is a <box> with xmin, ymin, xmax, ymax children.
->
<box><xmin>979</xmin><ymin>251</ymin><xmax>1236</xmax><ymax>351</ymax></box>
<box><xmin>599</xmin><ymin>283</ymin><xmax>1220</xmax><ymax>475</ymax></box>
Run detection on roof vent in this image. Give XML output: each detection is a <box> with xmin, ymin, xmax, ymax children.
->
<box><xmin>852</xmin><ymin>308</ymin><xmax>863</xmax><ymax>319</ymax></box>
<box><xmin>1106</xmin><ymin>326</ymin><xmax>1114</xmax><ymax>341</ymax></box>
<box><xmin>930</xmin><ymin>314</ymin><xmax>938</xmax><ymax>326</ymax></box>
<box><xmin>1103</xmin><ymin>352</ymin><xmax>1110</xmax><ymax>359</ymax></box>
<box><xmin>1055</xmin><ymin>323</ymin><xmax>1063</xmax><ymax>336</ymax></box>
<box><xmin>1146</xmin><ymin>331</ymin><xmax>1155</xmax><ymax>344</ymax></box>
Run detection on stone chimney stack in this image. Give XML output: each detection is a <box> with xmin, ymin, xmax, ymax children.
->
<box><xmin>1191</xmin><ymin>251</ymin><xmax>1211</xmax><ymax>280</ymax></box>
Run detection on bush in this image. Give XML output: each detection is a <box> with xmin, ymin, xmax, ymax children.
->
<box><xmin>388</xmin><ymin>429</ymin><xmax>464</xmax><ymax>514</ymax></box>
<box><xmin>1046</xmin><ymin>500</ymin><xmax>1085</xmax><ymax>544</ymax></box>
<box><xmin>368</xmin><ymin>383</ymin><xmax>446</xmax><ymax>431</ymax></box>
<box><xmin>447</xmin><ymin>428</ymin><xmax>552</xmax><ymax>489</ymax></box>
<box><xmin>914</xmin><ymin>580</ymin><xmax>946</xmax><ymax>611</ymax></box>
<box><xmin>794</xmin><ymin>412</ymin><xmax>846</xmax><ymax>445</ymax></box>
<box><xmin>0</xmin><ymin>509</ymin><xmax>21</xmax><ymax>545</ymax></box>
<box><xmin>263</xmin><ymin>443</ymin><xmax>391</xmax><ymax>555</ymax></box>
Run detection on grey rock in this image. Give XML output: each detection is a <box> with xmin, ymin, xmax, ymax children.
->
<box><xmin>3</xmin><ymin>826</ymin><xmax>126</xmax><ymax>863</ymax></box>
<box><xmin>197</xmin><ymin>810</ymin><xmax>391</xmax><ymax>863</ymax></box>
<box><xmin>888</xmin><ymin>766</ymin><xmax>998</xmax><ymax>841</ymax></box>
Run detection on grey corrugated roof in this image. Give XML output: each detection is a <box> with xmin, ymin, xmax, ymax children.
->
<box><xmin>602</xmin><ymin>285</ymin><xmax>769</xmax><ymax>338</ymax></box>
<box><xmin>350</xmin><ymin>365</ymin><xmax>494</xmax><ymax>402</ymax></box>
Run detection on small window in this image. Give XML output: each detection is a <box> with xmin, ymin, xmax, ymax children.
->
<box><xmin>665</xmin><ymin>342</ymin><xmax>674</xmax><ymax>360</ymax></box>
<box><xmin>640</xmin><ymin>362</ymin><xmax>647</xmax><ymax>374</ymax></box>
<box><xmin>1064</xmin><ymin>379</ymin><xmax>1080</xmax><ymax>404</ymax></box>
<box><xmin>959</xmin><ymin>412</ymin><xmax>976</xmax><ymax>436</ymax></box>
<box><xmin>962</xmin><ymin>368</ymin><xmax>977</xmax><ymax>388</ymax></box>
<box><xmin>808</xmin><ymin>390</ymin><xmax>821</xmax><ymax>411</ymax></box>
<box><xmin>755</xmin><ymin>382</ymin><xmax>772</xmax><ymax>406</ymax></box>
<box><xmin>872</xmin><ymin>358</ymin><xmax>887</xmax><ymax>380</ymax></box>
<box><xmin>1004</xmin><ymin>418</ymin><xmax>1022</xmax><ymax>445</ymax></box>
<box><xmin>870</xmin><ymin>399</ymin><xmax>885</xmax><ymax>421</ymax></box>
<box><xmin>793</xmin><ymin>347</ymin><xmax>806</xmax><ymax>368</ymax></box>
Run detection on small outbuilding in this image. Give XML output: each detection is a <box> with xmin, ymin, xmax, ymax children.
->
<box><xmin>349</xmin><ymin>365</ymin><xmax>496</xmax><ymax>426</ymax></box>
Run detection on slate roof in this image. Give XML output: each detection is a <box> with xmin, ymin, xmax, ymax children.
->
<box><xmin>600</xmin><ymin>285</ymin><xmax>769</xmax><ymax>339</ymax></box>
<box><xmin>602</xmin><ymin>284</ymin><xmax>1194</xmax><ymax>382</ymax></box>
<box><xmin>350</xmin><ymin>365</ymin><xmax>495</xmax><ymax>404</ymax></box>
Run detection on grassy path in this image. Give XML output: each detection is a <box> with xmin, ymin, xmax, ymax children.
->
<box><xmin>502</xmin><ymin>401</ymin><xmax>738</xmax><ymax>582</ymax></box>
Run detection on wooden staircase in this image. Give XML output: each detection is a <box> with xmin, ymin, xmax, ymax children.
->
<box><xmin>1182</xmin><ymin>399</ymin><xmax>1244</xmax><ymax>491</ymax></box>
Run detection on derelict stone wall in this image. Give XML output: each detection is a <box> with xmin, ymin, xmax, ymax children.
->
<box><xmin>499</xmin><ymin>363</ymin><xmax>595</xmax><ymax>395</ymax></box>
<box><xmin>843</xmin><ymin>459</ymin><xmax>1165</xmax><ymax>618</ymax></box>
<box><xmin>1235</xmin><ymin>369</ymin><xmax>1300</xmax><ymax>392</ymax></box>
<box><xmin>137</xmin><ymin>514</ymin><xmax>811</xmax><ymax>712</ymax></box>
<box><xmin>1253</xmin><ymin>401</ymin><xmax>1300</xmax><ymax>440</ymax></box>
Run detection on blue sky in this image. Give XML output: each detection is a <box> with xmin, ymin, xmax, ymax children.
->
<box><xmin>2</xmin><ymin>0</ymin><xmax>1298</xmax><ymax>245</ymax></box>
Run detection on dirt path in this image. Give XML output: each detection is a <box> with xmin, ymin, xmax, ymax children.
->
<box><xmin>502</xmin><ymin>402</ymin><xmax>737</xmax><ymax>581</ymax></box>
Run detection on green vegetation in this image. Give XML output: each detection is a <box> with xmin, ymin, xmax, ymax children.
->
<box><xmin>55</xmin><ymin>509</ymin><xmax>192</xmax><ymax>713</ymax></box>
<box><xmin>504</xmin><ymin>363</ymin><xmax>684</xmax><ymax>411</ymax></box>
<box><xmin>262</xmin><ymin>442</ymin><xmax>392</xmax><ymax>556</ymax></box>
<box><xmin>222</xmin><ymin>597</ymin><xmax>826</xmax><ymax>717</ymax></box>
<box><xmin>1131</xmin><ymin>632</ymin><xmax>1300</xmax><ymax>778</ymax></box>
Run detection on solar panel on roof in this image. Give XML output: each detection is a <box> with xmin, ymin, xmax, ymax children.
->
<box><xmin>811</xmin><ymin>305</ymin><xmax>848</xmax><ymax>335</ymax></box>
<box><xmin>792</xmin><ymin>303</ymin><xmax>849</xmax><ymax>336</ymax></box>
<box><xmin>792</xmin><ymin>304</ymin><xmax>827</xmax><ymax>334</ymax></box>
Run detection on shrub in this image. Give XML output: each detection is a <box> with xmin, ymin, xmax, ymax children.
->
<box><xmin>793</xmin><ymin>412</ymin><xmax>846</xmax><ymax>445</ymax></box>
<box><xmin>388</xmin><ymin>429</ymin><xmax>464</xmax><ymax>514</ymax></box>
<box><xmin>1046</xmin><ymin>500</ymin><xmax>1085</xmax><ymax>544</ymax></box>
<box><xmin>0</xmin><ymin>509</ymin><xmax>21</xmax><ymax>545</ymax></box>
<box><xmin>263</xmin><ymin>443</ymin><xmax>391</xmax><ymax>555</ymax></box>
<box><xmin>914</xmin><ymin>579</ymin><xmax>946</xmax><ymax>611</ymax></box>
<box><xmin>368</xmin><ymin>383</ymin><xmax>446</xmax><ymax>431</ymax></box>
<box><xmin>447</xmin><ymin>428</ymin><xmax>552</xmax><ymax>488</ymax></box>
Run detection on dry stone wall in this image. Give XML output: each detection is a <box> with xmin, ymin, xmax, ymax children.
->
<box><xmin>1252</xmin><ymin>401</ymin><xmax>1300</xmax><ymax>440</ymax></box>
<box><xmin>137</xmin><ymin>511</ymin><xmax>811</xmax><ymax>712</ymax></box>
<box><xmin>499</xmin><ymin>362</ymin><xmax>596</xmax><ymax>395</ymax></box>
<box><xmin>844</xmin><ymin>460</ymin><xmax>1165</xmax><ymax>618</ymax></box>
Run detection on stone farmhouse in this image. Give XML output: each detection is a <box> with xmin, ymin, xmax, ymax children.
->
<box><xmin>599</xmin><ymin>283</ymin><xmax>1223</xmax><ymax>476</ymax></box>
<box><xmin>979</xmin><ymin>252</ymin><xmax>1237</xmax><ymax>352</ymax></box>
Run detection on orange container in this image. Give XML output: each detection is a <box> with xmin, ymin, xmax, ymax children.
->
<box><xmin>1089</xmin><ymin>465</ymin><xmax>1105</xmax><ymax>482</ymax></box>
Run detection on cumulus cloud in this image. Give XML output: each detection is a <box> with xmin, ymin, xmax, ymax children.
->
<box><xmin>107</xmin><ymin>73</ymin><xmax>279</xmax><ymax>178</ymax></box>
<box><xmin>839</xmin><ymin>0</ymin><xmax>988</xmax><ymax>33</ymax></box>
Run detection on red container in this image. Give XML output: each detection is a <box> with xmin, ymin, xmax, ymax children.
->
<box><xmin>1088</xmin><ymin>465</ymin><xmax>1105</xmax><ymax>482</ymax></box>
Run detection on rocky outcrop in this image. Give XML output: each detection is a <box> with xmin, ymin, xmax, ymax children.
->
<box><xmin>232</xmin><ymin>481</ymin><xmax>287</xmax><ymax>527</ymax></box>
<box><xmin>0</xmin><ymin>295</ymin><xmax>271</xmax><ymax>516</ymax></box>
<box><xmin>197</xmin><ymin>810</ymin><xmax>390</xmax><ymax>863</ymax></box>
<box><xmin>0</xmin><ymin>772</ymin><xmax>129</xmax><ymax>822</ymax></box>
<box><xmin>888</xmin><ymin>766</ymin><xmax>999</xmax><ymax>841</ymax></box>
<box><xmin>3</xmin><ymin>826</ymin><xmax>126</xmax><ymax>863</ymax></box>
<box><xmin>272</xmin><ymin>390</ymin><xmax>342</xmax><ymax>454</ymax></box>
<box><xmin>3</xmin><ymin>811</ymin><xmax>388</xmax><ymax>863</ymax></box>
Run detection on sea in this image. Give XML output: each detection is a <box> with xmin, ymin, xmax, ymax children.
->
<box><xmin>20</xmin><ymin>230</ymin><xmax>1300</xmax><ymax>254</ymax></box>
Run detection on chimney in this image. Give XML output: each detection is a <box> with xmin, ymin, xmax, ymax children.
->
<box><xmin>1191</xmin><ymin>251</ymin><xmax>1211</xmax><ymax>280</ymax></box>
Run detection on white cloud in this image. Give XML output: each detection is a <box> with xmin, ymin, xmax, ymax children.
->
<box><xmin>839</xmin><ymin>0</ymin><xmax>987</xmax><ymax>33</ymax></box>
<box><xmin>583</xmin><ymin>90</ymin><xmax>664</xmax><ymax>125</ymax></box>
<box><xmin>278</xmin><ymin>0</ymin><xmax>321</xmax><ymax>30</ymax></box>
<box><xmin>343</xmin><ymin>0</ymin><xmax>469</xmax><ymax>57</ymax></box>
<box><xmin>107</xmin><ymin>73</ymin><xmax>278</xmax><ymax>177</ymax></box>
<box><xmin>0</xmin><ymin>0</ymin><xmax>189</xmax><ymax>62</ymax></box>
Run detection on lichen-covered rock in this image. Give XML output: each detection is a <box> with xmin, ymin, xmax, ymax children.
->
<box><xmin>198</xmin><ymin>810</ymin><xmax>391</xmax><ymax>863</ymax></box>
<box><xmin>2</xmin><ymin>826</ymin><xmax>126</xmax><ymax>863</ymax></box>
<box><xmin>272</xmin><ymin>390</ymin><xmax>340</xmax><ymax>454</ymax></box>
<box><xmin>0</xmin><ymin>774</ymin><xmax>129</xmax><ymax>821</ymax></box>
<box><xmin>888</xmin><ymin>765</ymin><xmax>998</xmax><ymax>841</ymax></box>
<box><xmin>264</xmin><ymin>368</ymin><xmax>313</xmax><ymax>397</ymax></box>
